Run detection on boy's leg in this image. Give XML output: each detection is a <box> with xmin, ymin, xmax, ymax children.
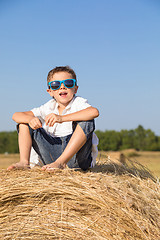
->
<box><xmin>31</xmin><ymin>128</ymin><xmax>65</xmax><ymax>164</ymax></box>
<box><xmin>71</xmin><ymin>120</ymin><xmax>94</xmax><ymax>170</ymax></box>
<box><xmin>42</xmin><ymin>124</ymin><xmax>86</xmax><ymax>170</ymax></box>
<box><xmin>7</xmin><ymin>120</ymin><xmax>95</xmax><ymax>170</ymax></box>
<box><xmin>8</xmin><ymin>124</ymin><xmax>64</xmax><ymax>170</ymax></box>
<box><xmin>7</xmin><ymin>124</ymin><xmax>32</xmax><ymax>170</ymax></box>
<box><xmin>42</xmin><ymin>120</ymin><xmax>95</xmax><ymax>171</ymax></box>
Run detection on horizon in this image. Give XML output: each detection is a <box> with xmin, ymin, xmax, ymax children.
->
<box><xmin>1</xmin><ymin>124</ymin><xmax>160</xmax><ymax>137</ymax></box>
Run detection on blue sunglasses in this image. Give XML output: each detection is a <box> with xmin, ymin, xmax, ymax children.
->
<box><xmin>48</xmin><ymin>79</ymin><xmax>77</xmax><ymax>90</ymax></box>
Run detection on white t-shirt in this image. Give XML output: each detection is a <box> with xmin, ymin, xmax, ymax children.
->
<box><xmin>30</xmin><ymin>96</ymin><xmax>99</xmax><ymax>167</ymax></box>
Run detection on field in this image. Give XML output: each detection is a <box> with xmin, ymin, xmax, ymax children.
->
<box><xmin>99</xmin><ymin>150</ymin><xmax>160</xmax><ymax>178</ymax></box>
<box><xmin>1</xmin><ymin>150</ymin><xmax>160</xmax><ymax>177</ymax></box>
<box><xmin>0</xmin><ymin>154</ymin><xmax>20</xmax><ymax>170</ymax></box>
<box><xmin>0</xmin><ymin>151</ymin><xmax>160</xmax><ymax>239</ymax></box>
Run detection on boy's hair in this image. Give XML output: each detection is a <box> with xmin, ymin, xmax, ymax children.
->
<box><xmin>47</xmin><ymin>66</ymin><xmax>77</xmax><ymax>83</ymax></box>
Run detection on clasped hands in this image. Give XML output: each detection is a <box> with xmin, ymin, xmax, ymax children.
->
<box><xmin>29</xmin><ymin>113</ymin><xmax>62</xmax><ymax>130</ymax></box>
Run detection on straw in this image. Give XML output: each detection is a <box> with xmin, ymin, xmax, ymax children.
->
<box><xmin>0</xmin><ymin>156</ymin><xmax>160</xmax><ymax>240</ymax></box>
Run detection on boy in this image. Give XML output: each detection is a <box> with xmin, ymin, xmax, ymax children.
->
<box><xmin>8</xmin><ymin>66</ymin><xmax>99</xmax><ymax>171</ymax></box>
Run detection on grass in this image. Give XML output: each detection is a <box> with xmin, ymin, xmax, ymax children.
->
<box><xmin>0</xmin><ymin>153</ymin><xmax>19</xmax><ymax>169</ymax></box>
<box><xmin>125</xmin><ymin>150</ymin><xmax>160</xmax><ymax>178</ymax></box>
<box><xmin>126</xmin><ymin>152</ymin><xmax>141</xmax><ymax>158</ymax></box>
<box><xmin>98</xmin><ymin>150</ymin><xmax>160</xmax><ymax>178</ymax></box>
<box><xmin>0</xmin><ymin>150</ymin><xmax>160</xmax><ymax>177</ymax></box>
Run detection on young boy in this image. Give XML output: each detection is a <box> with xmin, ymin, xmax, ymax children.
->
<box><xmin>8</xmin><ymin>66</ymin><xmax>99</xmax><ymax>171</ymax></box>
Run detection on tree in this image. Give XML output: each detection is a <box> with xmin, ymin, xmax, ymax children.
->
<box><xmin>95</xmin><ymin>125</ymin><xmax>160</xmax><ymax>151</ymax></box>
<box><xmin>0</xmin><ymin>131</ymin><xmax>18</xmax><ymax>153</ymax></box>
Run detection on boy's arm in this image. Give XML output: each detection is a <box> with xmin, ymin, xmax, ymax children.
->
<box><xmin>12</xmin><ymin>111</ymin><xmax>42</xmax><ymax>129</ymax></box>
<box><xmin>45</xmin><ymin>107</ymin><xmax>99</xmax><ymax>126</ymax></box>
<box><xmin>12</xmin><ymin>111</ymin><xmax>35</xmax><ymax>123</ymax></box>
<box><xmin>62</xmin><ymin>106</ymin><xmax>99</xmax><ymax>122</ymax></box>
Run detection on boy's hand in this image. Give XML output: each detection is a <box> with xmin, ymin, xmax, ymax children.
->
<box><xmin>29</xmin><ymin>117</ymin><xmax>42</xmax><ymax>129</ymax></box>
<box><xmin>45</xmin><ymin>113</ymin><xmax>62</xmax><ymax>127</ymax></box>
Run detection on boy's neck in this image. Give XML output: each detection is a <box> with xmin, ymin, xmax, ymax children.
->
<box><xmin>58</xmin><ymin>104</ymin><xmax>66</xmax><ymax>115</ymax></box>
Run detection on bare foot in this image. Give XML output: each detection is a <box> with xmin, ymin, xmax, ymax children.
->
<box><xmin>41</xmin><ymin>161</ymin><xmax>65</xmax><ymax>171</ymax></box>
<box><xmin>7</xmin><ymin>162</ymin><xmax>30</xmax><ymax>170</ymax></box>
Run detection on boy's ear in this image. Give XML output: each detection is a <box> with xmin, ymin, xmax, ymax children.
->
<box><xmin>74</xmin><ymin>86</ymin><xmax>78</xmax><ymax>94</ymax></box>
<box><xmin>47</xmin><ymin>88</ymin><xmax>52</xmax><ymax>96</ymax></box>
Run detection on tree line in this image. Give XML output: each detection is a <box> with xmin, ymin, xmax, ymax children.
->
<box><xmin>95</xmin><ymin>125</ymin><xmax>160</xmax><ymax>151</ymax></box>
<box><xmin>0</xmin><ymin>125</ymin><xmax>160</xmax><ymax>153</ymax></box>
<box><xmin>0</xmin><ymin>131</ymin><xmax>18</xmax><ymax>153</ymax></box>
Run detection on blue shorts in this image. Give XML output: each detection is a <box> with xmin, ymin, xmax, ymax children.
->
<box><xmin>18</xmin><ymin>120</ymin><xmax>95</xmax><ymax>171</ymax></box>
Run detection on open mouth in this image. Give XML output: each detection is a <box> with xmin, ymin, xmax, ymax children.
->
<box><xmin>59</xmin><ymin>92</ymin><xmax>67</xmax><ymax>97</ymax></box>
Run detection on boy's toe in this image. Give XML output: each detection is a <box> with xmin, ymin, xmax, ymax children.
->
<box><xmin>41</xmin><ymin>165</ymin><xmax>47</xmax><ymax>171</ymax></box>
<box><xmin>7</xmin><ymin>165</ymin><xmax>16</xmax><ymax>170</ymax></box>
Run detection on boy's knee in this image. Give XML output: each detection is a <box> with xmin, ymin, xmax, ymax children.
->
<box><xmin>17</xmin><ymin>123</ymin><xmax>34</xmax><ymax>137</ymax></box>
<box><xmin>73</xmin><ymin>120</ymin><xmax>95</xmax><ymax>140</ymax></box>
<box><xmin>17</xmin><ymin>123</ymin><xmax>28</xmax><ymax>132</ymax></box>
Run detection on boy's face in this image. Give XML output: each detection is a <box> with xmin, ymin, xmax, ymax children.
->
<box><xmin>47</xmin><ymin>71</ymin><xmax>78</xmax><ymax>107</ymax></box>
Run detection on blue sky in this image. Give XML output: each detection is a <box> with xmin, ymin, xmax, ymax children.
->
<box><xmin>0</xmin><ymin>0</ymin><xmax>160</xmax><ymax>134</ymax></box>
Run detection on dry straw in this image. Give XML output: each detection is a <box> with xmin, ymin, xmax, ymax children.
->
<box><xmin>0</xmin><ymin>156</ymin><xmax>160</xmax><ymax>240</ymax></box>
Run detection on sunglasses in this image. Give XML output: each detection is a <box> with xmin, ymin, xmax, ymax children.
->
<box><xmin>48</xmin><ymin>79</ymin><xmax>77</xmax><ymax>90</ymax></box>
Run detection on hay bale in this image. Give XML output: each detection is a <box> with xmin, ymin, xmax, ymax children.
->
<box><xmin>0</xmin><ymin>158</ymin><xmax>160</xmax><ymax>240</ymax></box>
<box><xmin>100</xmin><ymin>151</ymin><xmax>126</xmax><ymax>165</ymax></box>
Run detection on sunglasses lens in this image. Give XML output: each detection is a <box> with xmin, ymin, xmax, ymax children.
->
<box><xmin>50</xmin><ymin>81</ymin><xmax>60</xmax><ymax>90</ymax></box>
<box><xmin>64</xmin><ymin>79</ymin><xmax>75</xmax><ymax>88</ymax></box>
